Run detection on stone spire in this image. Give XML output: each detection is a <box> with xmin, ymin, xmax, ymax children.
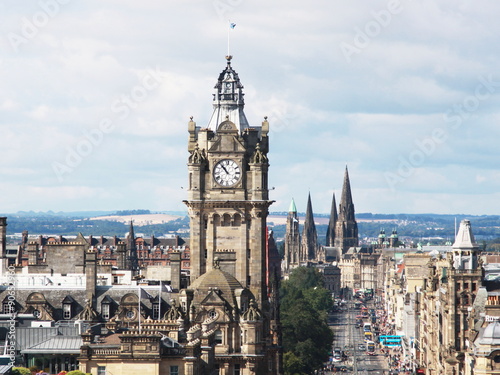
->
<box><xmin>206</xmin><ymin>55</ymin><xmax>250</xmax><ymax>133</ymax></box>
<box><xmin>284</xmin><ymin>198</ymin><xmax>300</xmax><ymax>271</ymax></box>
<box><xmin>126</xmin><ymin>220</ymin><xmax>138</xmax><ymax>272</ymax></box>
<box><xmin>301</xmin><ymin>193</ymin><xmax>318</xmax><ymax>261</ymax></box>
<box><xmin>334</xmin><ymin>166</ymin><xmax>358</xmax><ymax>253</ymax></box>
<box><xmin>326</xmin><ymin>192</ymin><xmax>337</xmax><ymax>247</ymax></box>
<box><xmin>339</xmin><ymin>166</ymin><xmax>355</xmax><ymax>222</ymax></box>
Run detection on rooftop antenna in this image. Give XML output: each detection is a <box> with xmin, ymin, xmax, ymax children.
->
<box><xmin>227</xmin><ymin>20</ymin><xmax>236</xmax><ymax>56</ymax></box>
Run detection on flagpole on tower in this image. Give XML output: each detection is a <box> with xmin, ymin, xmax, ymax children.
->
<box><xmin>228</xmin><ymin>21</ymin><xmax>236</xmax><ymax>56</ymax></box>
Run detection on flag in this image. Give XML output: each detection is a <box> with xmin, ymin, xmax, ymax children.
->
<box><xmin>230</xmin><ymin>22</ymin><xmax>236</xmax><ymax>29</ymax></box>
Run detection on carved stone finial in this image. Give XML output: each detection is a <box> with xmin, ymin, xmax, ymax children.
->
<box><xmin>188</xmin><ymin>143</ymin><xmax>206</xmax><ymax>164</ymax></box>
<box><xmin>242</xmin><ymin>298</ymin><xmax>262</xmax><ymax>321</ymax></box>
<box><xmin>250</xmin><ymin>142</ymin><xmax>268</xmax><ymax>164</ymax></box>
<box><xmin>214</xmin><ymin>257</ymin><xmax>221</xmax><ymax>269</ymax></box>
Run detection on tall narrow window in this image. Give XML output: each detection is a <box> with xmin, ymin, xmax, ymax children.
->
<box><xmin>63</xmin><ymin>303</ymin><xmax>71</xmax><ymax>320</ymax></box>
<box><xmin>170</xmin><ymin>365</ymin><xmax>179</xmax><ymax>375</ymax></box>
<box><xmin>153</xmin><ymin>303</ymin><xmax>160</xmax><ymax>320</ymax></box>
<box><xmin>215</xmin><ymin>330</ymin><xmax>223</xmax><ymax>345</ymax></box>
<box><xmin>102</xmin><ymin>303</ymin><xmax>110</xmax><ymax>320</ymax></box>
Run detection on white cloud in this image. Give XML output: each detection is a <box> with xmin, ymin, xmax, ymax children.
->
<box><xmin>0</xmin><ymin>0</ymin><xmax>498</xmax><ymax>215</ymax></box>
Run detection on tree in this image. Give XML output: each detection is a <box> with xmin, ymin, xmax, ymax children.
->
<box><xmin>281</xmin><ymin>267</ymin><xmax>334</xmax><ymax>375</ymax></box>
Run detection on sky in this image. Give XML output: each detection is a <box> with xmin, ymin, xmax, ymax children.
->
<box><xmin>0</xmin><ymin>0</ymin><xmax>499</xmax><ymax>215</ymax></box>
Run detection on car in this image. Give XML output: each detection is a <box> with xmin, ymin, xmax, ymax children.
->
<box><xmin>358</xmin><ymin>344</ymin><xmax>366</xmax><ymax>351</ymax></box>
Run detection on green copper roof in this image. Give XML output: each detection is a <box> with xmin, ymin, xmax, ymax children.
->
<box><xmin>289</xmin><ymin>198</ymin><xmax>297</xmax><ymax>213</ymax></box>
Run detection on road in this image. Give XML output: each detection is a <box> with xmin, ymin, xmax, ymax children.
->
<box><xmin>325</xmin><ymin>301</ymin><xmax>389</xmax><ymax>375</ymax></box>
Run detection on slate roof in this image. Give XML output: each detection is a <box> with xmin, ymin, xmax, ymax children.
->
<box><xmin>21</xmin><ymin>335</ymin><xmax>82</xmax><ymax>354</ymax></box>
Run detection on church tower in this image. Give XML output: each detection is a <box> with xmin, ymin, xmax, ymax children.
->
<box><xmin>126</xmin><ymin>220</ymin><xmax>138</xmax><ymax>272</ymax></box>
<box><xmin>301</xmin><ymin>193</ymin><xmax>318</xmax><ymax>262</ymax></box>
<box><xmin>326</xmin><ymin>192</ymin><xmax>337</xmax><ymax>247</ymax></box>
<box><xmin>334</xmin><ymin>166</ymin><xmax>358</xmax><ymax>253</ymax></box>
<box><xmin>185</xmin><ymin>55</ymin><xmax>272</xmax><ymax>306</ymax></box>
<box><xmin>284</xmin><ymin>198</ymin><xmax>300</xmax><ymax>272</ymax></box>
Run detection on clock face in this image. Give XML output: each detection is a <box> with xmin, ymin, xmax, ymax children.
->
<box><xmin>213</xmin><ymin>159</ymin><xmax>241</xmax><ymax>187</ymax></box>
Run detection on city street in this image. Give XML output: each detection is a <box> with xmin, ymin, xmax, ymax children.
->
<box><xmin>324</xmin><ymin>301</ymin><xmax>389</xmax><ymax>375</ymax></box>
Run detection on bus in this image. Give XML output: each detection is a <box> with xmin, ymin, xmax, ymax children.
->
<box><xmin>366</xmin><ymin>340</ymin><xmax>376</xmax><ymax>355</ymax></box>
<box><xmin>379</xmin><ymin>335</ymin><xmax>402</xmax><ymax>347</ymax></box>
<box><xmin>363</xmin><ymin>322</ymin><xmax>372</xmax><ymax>332</ymax></box>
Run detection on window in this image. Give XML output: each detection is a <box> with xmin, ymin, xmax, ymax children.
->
<box><xmin>215</xmin><ymin>330</ymin><xmax>223</xmax><ymax>345</ymax></box>
<box><xmin>97</xmin><ymin>366</ymin><xmax>106</xmax><ymax>375</ymax></box>
<box><xmin>169</xmin><ymin>366</ymin><xmax>179</xmax><ymax>375</ymax></box>
<box><xmin>234</xmin><ymin>364</ymin><xmax>240</xmax><ymax>375</ymax></box>
<box><xmin>2</xmin><ymin>301</ymin><xmax>13</xmax><ymax>314</ymax></box>
<box><xmin>153</xmin><ymin>303</ymin><xmax>160</xmax><ymax>320</ymax></box>
<box><xmin>102</xmin><ymin>303</ymin><xmax>110</xmax><ymax>320</ymax></box>
<box><xmin>63</xmin><ymin>303</ymin><xmax>72</xmax><ymax>319</ymax></box>
<box><xmin>208</xmin><ymin>309</ymin><xmax>217</xmax><ymax>319</ymax></box>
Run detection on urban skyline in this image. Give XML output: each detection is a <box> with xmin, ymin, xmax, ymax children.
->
<box><xmin>1</xmin><ymin>1</ymin><xmax>499</xmax><ymax>215</ymax></box>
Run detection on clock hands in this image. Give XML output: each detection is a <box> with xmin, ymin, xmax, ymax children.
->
<box><xmin>220</xmin><ymin>164</ymin><xmax>229</xmax><ymax>174</ymax></box>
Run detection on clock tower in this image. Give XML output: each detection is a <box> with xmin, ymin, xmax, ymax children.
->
<box><xmin>185</xmin><ymin>55</ymin><xmax>272</xmax><ymax>305</ymax></box>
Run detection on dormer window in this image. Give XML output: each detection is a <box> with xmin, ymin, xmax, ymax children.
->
<box><xmin>101</xmin><ymin>296</ymin><xmax>114</xmax><ymax>321</ymax></box>
<box><xmin>224</xmin><ymin>82</ymin><xmax>232</xmax><ymax>94</ymax></box>
<box><xmin>62</xmin><ymin>296</ymin><xmax>75</xmax><ymax>320</ymax></box>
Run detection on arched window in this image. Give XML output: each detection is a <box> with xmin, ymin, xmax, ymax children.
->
<box><xmin>222</xmin><ymin>214</ymin><xmax>231</xmax><ymax>227</ymax></box>
<box><xmin>213</xmin><ymin>214</ymin><xmax>221</xmax><ymax>226</ymax></box>
<box><xmin>233</xmin><ymin>214</ymin><xmax>241</xmax><ymax>227</ymax></box>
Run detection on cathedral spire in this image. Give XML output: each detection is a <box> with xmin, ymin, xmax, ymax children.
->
<box><xmin>335</xmin><ymin>167</ymin><xmax>358</xmax><ymax>253</ymax></box>
<box><xmin>326</xmin><ymin>192</ymin><xmax>337</xmax><ymax>247</ymax></box>
<box><xmin>339</xmin><ymin>166</ymin><xmax>355</xmax><ymax>222</ymax></box>
<box><xmin>207</xmin><ymin>56</ymin><xmax>250</xmax><ymax>132</ymax></box>
<box><xmin>301</xmin><ymin>193</ymin><xmax>318</xmax><ymax>261</ymax></box>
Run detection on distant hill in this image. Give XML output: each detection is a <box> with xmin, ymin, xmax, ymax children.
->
<box><xmin>2</xmin><ymin>211</ymin><xmax>498</xmax><ymax>247</ymax></box>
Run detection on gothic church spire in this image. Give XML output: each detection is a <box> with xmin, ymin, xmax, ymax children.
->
<box><xmin>326</xmin><ymin>192</ymin><xmax>337</xmax><ymax>247</ymax></box>
<box><xmin>301</xmin><ymin>193</ymin><xmax>318</xmax><ymax>261</ymax></box>
<box><xmin>334</xmin><ymin>166</ymin><xmax>358</xmax><ymax>253</ymax></box>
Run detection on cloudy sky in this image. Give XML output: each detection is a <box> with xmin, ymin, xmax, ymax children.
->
<box><xmin>0</xmin><ymin>0</ymin><xmax>499</xmax><ymax>215</ymax></box>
